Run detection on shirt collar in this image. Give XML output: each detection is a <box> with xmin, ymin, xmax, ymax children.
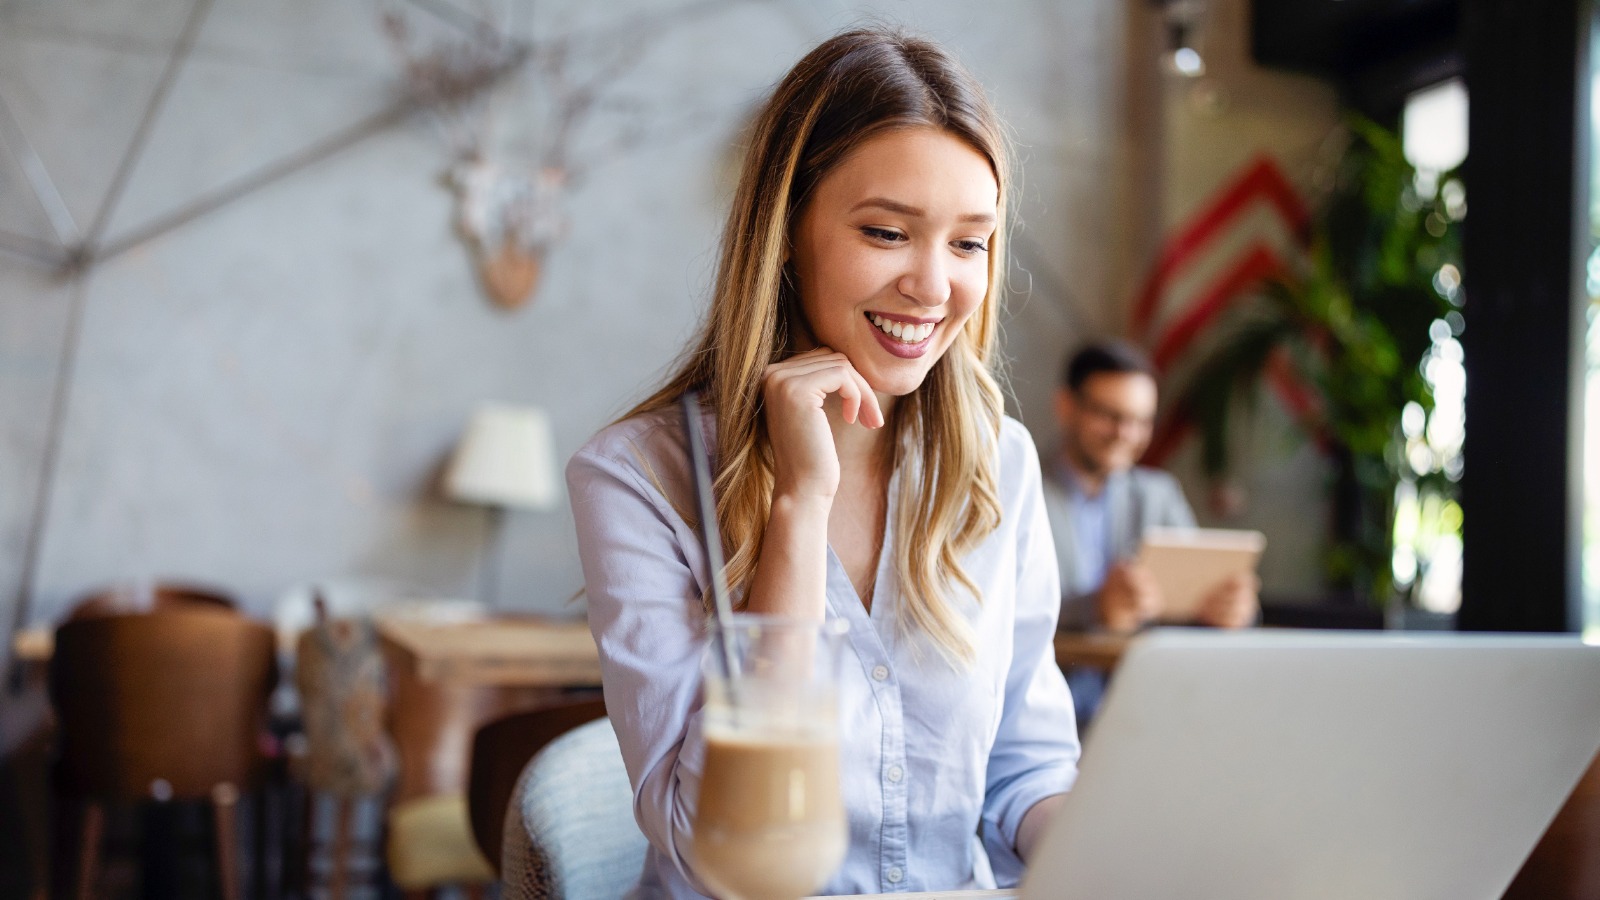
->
<box><xmin>1054</xmin><ymin>448</ymin><xmax>1124</xmax><ymax>502</ymax></box>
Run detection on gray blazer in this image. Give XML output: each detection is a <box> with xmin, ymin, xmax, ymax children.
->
<box><xmin>1042</xmin><ymin>462</ymin><xmax>1197</xmax><ymax>631</ymax></box>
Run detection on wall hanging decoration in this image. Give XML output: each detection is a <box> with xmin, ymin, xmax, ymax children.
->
<box><xmin>382</xmin><ymin>0</ymin><xmax>741</xmax><ymax>311</ymax></box>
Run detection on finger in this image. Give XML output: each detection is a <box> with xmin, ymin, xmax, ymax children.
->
<box><xmin>1104</xmin><ymin>566</ymin><xmax>1129</xmax><ymax>590</ymax></box>
<box><xmin>789</xmin><ymin>345</ymin><xmax>836</xmax><ymax>361</ymax></box>
<box><xmin>765</xmin><ymin>351</ymin><xmax>851</xmax><ymax>378</ymax></box>
<box><xmin>767</xmin><ymin>358</ymin><xmax>856</xmax><ymax>382</ymax></box>
<box><xmin>777</xmin><ymin>363</ymin><xmax>872</xmax><ymax>417</ymax></box>
<box><xmin>834</xmin><ymin>366</ymin><xmax>862</xmax><ymax>425</ymax></box>
<box><xmin>850</xmin><ymin>366</ymin><xmax>884</xmax><ymax>428</ymax></box>
<box><xmin>1128</xmin><ymin>569</ymin><xmax>1157</xmax><ymax>593</ymax></box>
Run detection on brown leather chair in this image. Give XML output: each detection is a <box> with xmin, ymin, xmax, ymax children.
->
<box><xmin>1502</xmin><ymin>748</ymin><xmax>1600</xmax><ymax>899</ymax></box>
<box><xmin>466</xmin><ymin>694</ymin><xmax>607</xmax><ymax>876</ymax></box>
<box><xmin>66</xmin><ymin>582</ymin><xmax>236</xmax><ymax>621</ymax></box>
<box><xmin>49</xmin><ymin>608</ymin><xmax>275</xmax><ymax>900</ymax></box>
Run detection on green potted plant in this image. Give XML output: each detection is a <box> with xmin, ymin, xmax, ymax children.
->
<box><xmin>1171</xmin><ymin>115</ymin><xmax>1465</xmax><ymax>609</ymax></box>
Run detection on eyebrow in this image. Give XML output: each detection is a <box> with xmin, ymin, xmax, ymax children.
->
<box><xmin>850</xmin><ymin>197</ymin><xmax>996</xmax><ymax>226</ymax></box>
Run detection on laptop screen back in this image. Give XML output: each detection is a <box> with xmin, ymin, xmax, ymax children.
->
<box><xmin>1022</xmin><ymin>629</ymin><xmax>1600</xmax><ymax>900</ymax></box>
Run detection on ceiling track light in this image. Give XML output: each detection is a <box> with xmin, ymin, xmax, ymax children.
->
<box><xmin>1153</xmin><ymin>0</ymin><xmax>1208</xmax><ymax>78</ymax></box>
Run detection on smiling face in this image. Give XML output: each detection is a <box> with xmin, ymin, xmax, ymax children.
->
<box><xmin>1055</xmin><ymin>371</ymin><xmax>1158</xmax><ymax>479</ymax></box>
<box><xmin>788</xmin><ymin>126</ymin><xmax>999</xmax><ymax>397</ymax></box>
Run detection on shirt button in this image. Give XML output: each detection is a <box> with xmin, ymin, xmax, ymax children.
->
<box><xmin>887</xmin><ymin>867</ymin><xmax>904</xmax><ymax>884</ymax></box>
<box><xmin>872</xmin><ymin>665</ymin><xmax>890</xmax><ymax>681</ymax></box>
<box><xmin>887</xmin><ymin>765</ymin><xmax>903</xmax><ymax>782</ymax></box>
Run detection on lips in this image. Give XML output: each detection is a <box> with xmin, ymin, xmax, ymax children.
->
<box><xmin>865</xmin><ymin>312</ymin><xmax>937</xmax><ymax>359</ymax></box>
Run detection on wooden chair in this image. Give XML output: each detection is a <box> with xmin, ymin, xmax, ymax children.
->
<box><xmin>467</xmin><ymin>695</ymin><xmax>607</xmax><ymax>876</ymax></box>
<box><xmin>66</xmin><ymin>582</ymin><xmax>236</xmax><ymax>621</ymax></box>
<box><xmin>49</xmin><ymin>609</ymin><xmax>275</xmax><ymax>900</ymax></box>
<box><xmin>1501</xmin><ymin>748</ymin><xmax>1600</xmax><ymax>899</ymax></box>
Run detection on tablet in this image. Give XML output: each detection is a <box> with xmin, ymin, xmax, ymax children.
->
<box><xmin>1135</xmin><ymin>527</ymin><xmax>1265</xmax><ymax>622</ymax></box>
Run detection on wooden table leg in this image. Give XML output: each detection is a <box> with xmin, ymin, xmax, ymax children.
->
<box><xmin>74</xmin><ymin>801</ymin><xmax>103</xmax><ymax>900</ymax></box>
<box><xmin>212</xmin><ymin>783</ymin><xmax>241</xmax><ymax>900</ymax></box>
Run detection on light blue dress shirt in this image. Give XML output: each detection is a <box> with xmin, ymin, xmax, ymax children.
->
<box><xmin>1057</xmin><ymin>463</ymin><xmax>1113</xmax><ymax>596</ymax></box>
<box><xmin>567</xmin><ymin>408</ymin><xmax>1081</xmax><ymax>898</ymax></box>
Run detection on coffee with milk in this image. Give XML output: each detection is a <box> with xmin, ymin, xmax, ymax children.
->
<box><xmin>694</xmin><ymin>727</ymin><xmax>847</xmax><ymax>900</ymax></box>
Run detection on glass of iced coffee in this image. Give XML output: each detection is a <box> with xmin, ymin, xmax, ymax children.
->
<box><xmin>693</xmin><ymin>614</ymin><xmax>851</xmax><ymax>900</ymax></box>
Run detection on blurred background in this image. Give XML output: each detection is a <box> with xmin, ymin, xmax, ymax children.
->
<box><xmin>0</xmin><ymin>0</ymin><xmax>1593</xmax><ymax>897</ymax></box>
<box><xmin>0</xmin><ymin>0</ymin><xmax>1354</xmax><ymax>632</ymax></box>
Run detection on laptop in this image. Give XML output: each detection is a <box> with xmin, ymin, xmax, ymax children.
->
<box><xmin>1019</xmin><ymin>628</ymin><xmax>1600</xmax><ymax>900</ymax></box>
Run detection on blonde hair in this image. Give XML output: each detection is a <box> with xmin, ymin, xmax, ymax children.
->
<box><xmin>625</xmin><ymin>27</ymin><xmax>1008</xmax><ymax>665</ymax></box>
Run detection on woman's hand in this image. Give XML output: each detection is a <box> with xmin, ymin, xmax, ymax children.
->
<box><xmin>760</xmin><ymin>347</ymin><xmax>885</xmax><ymax>502</ymax></box>
<box><xmin>1016</xmin><ymin>793</ymin><xmax>1066</xmax><ymax>863</ymax></box>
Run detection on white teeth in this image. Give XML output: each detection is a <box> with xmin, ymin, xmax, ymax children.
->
<box><xmin>868</xmin><ymin>315</ymin><xmax>937</xmax><ymax>343</ymax></box>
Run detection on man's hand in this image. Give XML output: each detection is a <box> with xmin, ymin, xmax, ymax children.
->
<box><xmin>1097</xmin><ymin>561</ymin><xmax>1163</xmax><ymax>633</ymax></box>
<box><xmin>1195</xmin><ymin>572</ymin><xmax>1260</xmax><ymax>629</ymax></box>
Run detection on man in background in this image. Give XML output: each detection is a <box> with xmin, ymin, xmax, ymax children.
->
<box><xmin>1044</xmin><ymin>342</ymin><xmax>1258</xmax><ymax>718</ymax></box>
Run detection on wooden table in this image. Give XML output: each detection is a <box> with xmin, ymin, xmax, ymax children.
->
<box><xmin>374</xmin><ymin>616</ymin><xmax>601</xmax><ymax>687</ymax></box>
<box><xmin>374</xmin><ymin>615</ymin><xmax>603</xmax><ymax>807</ymax></box>
<box><xmin>1053</xmin><ymin>631</ymin><xmax>1131</xmax><ymax>672</ymax></box>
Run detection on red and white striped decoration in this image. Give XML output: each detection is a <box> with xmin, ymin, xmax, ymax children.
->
<box><xmin>1130</xmin><ymin>155</ymin><xmax>1317</xmax><ymax>465</ymax></box>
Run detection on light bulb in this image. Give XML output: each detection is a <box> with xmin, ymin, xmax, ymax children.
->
<box><xmin>1168</xmin><ymin>47</ymin><xmax>1204</xmax><ymax>77</ymax></box>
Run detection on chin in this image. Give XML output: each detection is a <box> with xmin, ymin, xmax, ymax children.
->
<box><xmin>860</xmin><ymin>361</ymin><xmax>934</xmax><ymax>397</ymax></box>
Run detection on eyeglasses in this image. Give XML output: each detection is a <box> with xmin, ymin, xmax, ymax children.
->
<box><xmin>1074</xmin><ymin>393</ymin><xmax>1155</xmax><ymax>432</ymax></box>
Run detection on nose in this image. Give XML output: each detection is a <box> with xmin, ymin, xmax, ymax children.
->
<box><xmin>896</xmin><ymin>244</ymin><xmax>951</xmax><ymax>308</ymax></box>
<box><xmin>1113</xmin><ymin>415</ymin><xmax>1152</xmax><ymax>442</ymax></box>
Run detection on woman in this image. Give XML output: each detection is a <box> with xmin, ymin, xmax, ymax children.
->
<box><xmin>567</xmin><ymin>27</ymin><xmax>1080</xmax><ymax>897</ymax></box>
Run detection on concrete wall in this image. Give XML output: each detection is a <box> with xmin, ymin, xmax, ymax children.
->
<box><xmin>0</xmin><ymin>0</ymin><xmax>1128</xmax><ymax>630</ymax></box>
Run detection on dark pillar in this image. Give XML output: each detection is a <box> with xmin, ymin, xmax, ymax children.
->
<box><xmin>1458</xmin><ymin>0</ymin><xmax>1590</xmax><ymax>632</ymax></box>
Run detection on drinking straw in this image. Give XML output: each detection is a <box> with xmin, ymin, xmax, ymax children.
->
<box><xmin>681</xmin><ymin>391</ymin><xmax>741</xmax><ymax>680</ymax></box>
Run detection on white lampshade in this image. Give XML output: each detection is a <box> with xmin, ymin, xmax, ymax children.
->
<box><xmin>444</xmin><ymin>403</ymin><xmax>559</xmax><ymax>510</ymax></box>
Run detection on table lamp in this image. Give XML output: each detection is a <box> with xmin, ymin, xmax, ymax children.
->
<box><xmin>444</xmin><ymin>403</ymin><xmax>560</xmax><ymax>606</ymax></box>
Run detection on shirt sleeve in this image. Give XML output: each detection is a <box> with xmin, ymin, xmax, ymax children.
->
<box><xmin>1154</xmin><ymin>471</ymin><xmax>1198</xmax><ymax>528</ymax></box>
<box><xmin>567</xmin><ymin>438</ymin><xmax>717</xmax><ymax>895</ymax></box>
<box><xmin>980</xmin><ymin>432</ymin><xmax>1083</xmax><ymax>885</ymax></box>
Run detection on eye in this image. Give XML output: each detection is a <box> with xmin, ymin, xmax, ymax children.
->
<box><xmin>953</xmin><ymin>239</ymin><xmax>989</xmax><ymax>254</ymax></box>
<box><xmin>861</xmin><ymin>226</ymin><xmax>907</xmax><ymax>244</ymax></box>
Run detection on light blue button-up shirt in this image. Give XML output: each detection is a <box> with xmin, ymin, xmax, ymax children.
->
<box><xmin>567</xmin><ymin>409</ymin><xmax>1080</xmax><ymax>898</ymax></box>
<box><xmin>1056</xmin><ymin>462</ymin><xmax>1113</xmax><ymax>596</ymax></box>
